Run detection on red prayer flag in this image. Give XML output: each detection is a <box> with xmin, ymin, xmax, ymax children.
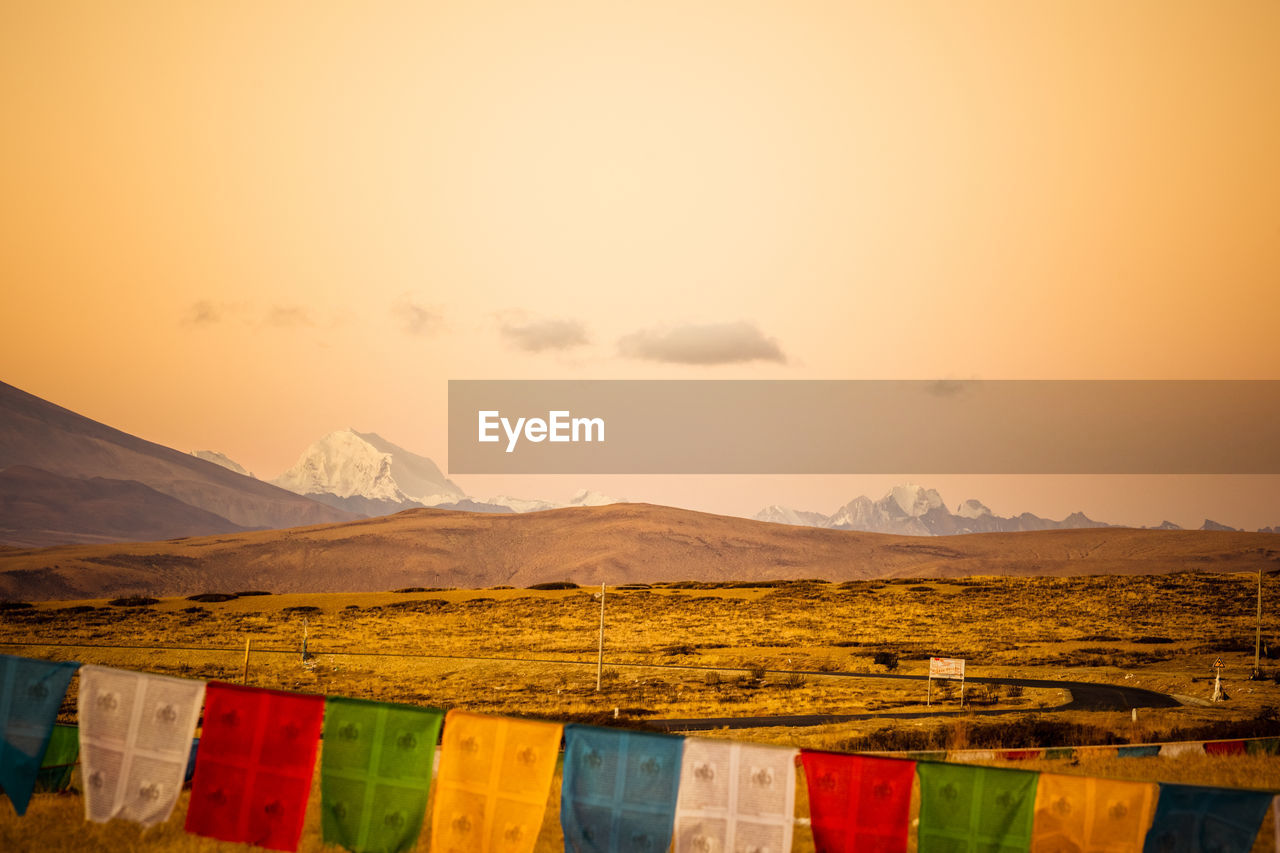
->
<box><xmin>1205</xmin><ymin>739</ymin><xmax>1247</xmax><ymax>756</ymax></box>
<box><xmin>999</xmin><ymin>749</ymin><xmax>1043</xmax><ymax>761</ymax></box>
<box><xmin>800</xmin><ymin>751</ymin><xmax>916</xmax><ymax>853</ymax></box>
<box><xmin>185</xmin><ymin>682</ymin><xmax>324</xmax><ymax>852</ymax></box>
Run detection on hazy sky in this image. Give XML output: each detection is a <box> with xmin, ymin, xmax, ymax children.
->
<box><xmin>2</xmin><ymin>2</ymin><xmax>1278</xmax><ymax>528</ymax></box>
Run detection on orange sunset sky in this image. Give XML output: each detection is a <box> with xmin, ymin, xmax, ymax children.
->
<box><xmin>2</xmin><ymin>2</ymin><xmax>1278</xmax><ymax>528</ymax></box>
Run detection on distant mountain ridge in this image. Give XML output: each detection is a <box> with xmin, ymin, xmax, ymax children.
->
<box><xmin>758</xmin><ymin>484</ymin><xmax>1114</xmax><ymax>536</ymax></box>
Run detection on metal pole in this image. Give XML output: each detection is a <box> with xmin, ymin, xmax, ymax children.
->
<box><xmin>242</xmin><ymin>636</ymin><xmax>252</xmax><ymax>684</ymax></box>
<box><xmin>596</xmin><ymin>583</ymin><xmax>606</xmax><ymax>691</ymax></box>
<box><xmin>927</xmin><ymin>676</ymin><xmax>932</xmax><ymax>707</ymax></box>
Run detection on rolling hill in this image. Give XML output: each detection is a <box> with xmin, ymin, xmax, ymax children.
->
<box><xmin>0</xmin><ymin>502</ymin><xmax>1276</xmax><ymax>600</ymax></box>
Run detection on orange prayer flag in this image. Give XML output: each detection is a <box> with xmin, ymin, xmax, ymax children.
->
<box><xmin>429</xmin><ymin>710</ymin><xmax>562</xmax><ymax>853</ymax></box>
<box><xmin>1031</xmin><ymin>773</ymin><xmax>1156</xmax><ymax>853</ymax></box>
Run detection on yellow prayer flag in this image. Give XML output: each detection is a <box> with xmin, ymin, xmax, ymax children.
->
<box><xmin>1031</xmin><ymin>773</ymin><xmax>1157</xmax><ymax>853</ymax></box>
<box><xmin>429</xmin><ymin>710</ymin><xmax>563</xmax><ymax>853</ymax></box>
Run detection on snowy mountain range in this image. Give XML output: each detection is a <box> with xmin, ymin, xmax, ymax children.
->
<box><xmin>225</xmin><ymin>428</ymin><xmax>627</xmax><ymax>517</ymax></box>
<box><xmin>754</xmin><ymin>484</ymin><xmax>1278</xmax><ymax>535</ymax></box>
<box><xmin>201</xmin><ymin>433</ymin><xmax>1275</xmax><ymax>533</ymax></box>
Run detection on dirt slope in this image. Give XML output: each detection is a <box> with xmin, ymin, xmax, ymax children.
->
<box><xmin>0</xmin><ymin>502</ymin><xmax>1275</xmax><ymax>600</ymax></box>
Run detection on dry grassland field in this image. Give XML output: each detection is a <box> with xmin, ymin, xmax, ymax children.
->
<box><xmin>3</xmin><ymin>572</ymin><xmax>1280</xmax><ymax>851</ymax></box>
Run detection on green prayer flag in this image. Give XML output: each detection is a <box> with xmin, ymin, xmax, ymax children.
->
<box><xmin>917</xmin><ymin>762</ymin><xmax>1039</xmax><ymax>853</ymax></box>
<box><xmin>34</xmin><ymin>724</ymin><xmax>78</xmax><ymax>793</ymax></box>
<box><xmin>321</xmin><ymin>697</ymin><xmax>444</xmax><ymax>853</ymax></box>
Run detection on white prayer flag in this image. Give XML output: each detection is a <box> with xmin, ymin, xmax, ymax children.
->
<box><xmin>673</xmin><ymin>737</ymin><xmax>798</xmax><ymax>853</ymax></box>
<box><xmin>78</xmin><ymin>665</ymin><xmax>205</xmax><ymax>826</ymax></box>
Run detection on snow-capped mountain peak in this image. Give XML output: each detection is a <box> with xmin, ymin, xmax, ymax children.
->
<box><xmin>191</xmin><ymin>450</ymin><xmax>253</xmax><ymax>478</ymax></box>
<box><xmin>754</xmin><ymin>505</ymin><xmax>831</xmax><ymax>527</ymax></box>
<box><xmin>888</xmin><ymin>484</ymin><xmax>945</xmax><ymax>518</ymax></box>
<box><xmin>272</xmin><ymin>429</ymin><xmax>462</xmax><ymax>504</ymax></box>
<box><xmin>956</xmin><ymin>498</ymin><xmax>993</xmax><ymax>519</ymax></box>
<box><xmin>567</xmin><ymin>489</ymin><xmax>624</xmax><ymax>507</ymax></box>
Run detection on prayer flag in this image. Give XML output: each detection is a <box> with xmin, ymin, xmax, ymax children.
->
<box><xmin>1204</xmin><ymin>740</ymin><xmax>1246</xmax><ymax>757</ymax></box>
<box><xmin>1030</xmin><ymin>772</ymin><xmax>1156</xmax><ymax>853</ymax></box>
<box><xmin>1117</xmin><ymin>746</ymin><xmax>1160</xmax><ymax>758</ymax></box>
<box><xmin>185</xmin><ymin>682</ymin><xmax>324</xmax><ymax>851</ymax></box>
<box><xmin>1142</xmin><ymin>783</ymin><xmax>1272</xmax><ymax>853</ymax></box>
<box><xmin>429</xmin><ymin>710</ymin><xmax>562</xmax><ymax>853</ymax></box>
<box><xmin>917</xmin><ymin>761</ymin><xmax>1038</xmax><ymax>853</ymax></box>
<box><xmin>321</xmin><ymin>696</ymin><xmax>444</xmax><ymax>853</ymax></box>
<box><xmin>561</xmin><ymin>724</ymin><xmax>683</xmax><ymax>853</ymax></box>
<box><xmin>1157</xmin><ymin>742</ymin><xmax>1203</xmax><ymax>758</ymax></box>
<box><xmin>79</xmin><ymin>665</ymin><xmax>205</xmax><ymax>826</ymax></box>
<box><xmin>673</xmin><ymin>737</ymin><xmax>798</xmax><ymax>853</ymax></box>
<box><xmin>1246</xmin><ymin>737</ymin><xmax>1280</xmax><ymax>756</ymax></box>
<box><xmin>800</xmin><ymin>750</ymin><xmax>915</xmax><ymax>853</ymax></box>
<box><xmin>0</xmin><ymin>654</ymin><xmax>78</xmax><ymax>816</ymax></box>
<box><xmin>34</xmin><ymin>723</ymin><xmax>79</xmax><ymax>793</ymax></box>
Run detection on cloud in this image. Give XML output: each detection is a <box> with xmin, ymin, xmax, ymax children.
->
<box><xmin>183</xmin><ymin>300</ymin><xmax>224</xmax><ymax>326</ymax></box>
<box><xmin>393</xmin><ymin>296</ymin><xmax>441</xmax><ymax>336</ymax></box>
<box><xmin>618</xmin><ymin>321</ymin><xmax>786</xmax><ymax>365</ymax></box>
<box><xmin>501</xmin><ymin>318</ymin><xmax>589</xmax><ymax>352</ymax></box>
<box><xmin>265</xmin><ymin>305</ymin><xmax>313</xmax><ymax>328</ymax></box>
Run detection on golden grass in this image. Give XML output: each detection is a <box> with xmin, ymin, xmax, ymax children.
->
<box><xmin>3</xmin><ymin>573</ymin><xmax>1280</xmax><ymax>849</ymax></box>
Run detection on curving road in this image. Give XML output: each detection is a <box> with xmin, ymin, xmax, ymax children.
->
<box><xmin>646</xmin><ymin>669</ymin><xmax>1182</xmax><ymax>732</ymax></box>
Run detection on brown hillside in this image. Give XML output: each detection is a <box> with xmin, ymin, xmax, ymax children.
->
<box><xmin>0</xmin><ymin>502</ymin><xmax>1276</xmax><ymax>600</ymax></box>
<box><xmin>0</xmin><ymin>465</ymin><xmax>248</xmax><ymax>547</ymax></box>
<box><xmin>0</xmin><ymin>380</ymin><xmax>353</xmax><ymax>538</ymax></box>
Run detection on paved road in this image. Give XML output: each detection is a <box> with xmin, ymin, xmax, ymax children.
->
<box><xmin>646</xmin><ymin>670</ymin><xmax>1181</xmax><ymax>732</ymax></box>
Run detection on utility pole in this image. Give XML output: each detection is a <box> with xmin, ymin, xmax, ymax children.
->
<box><xmin>596</xmin><ymin>583</ymin><xmax>606</xmax><ymax>692</ymax></box>
<box><xmin>1255</xmin><ymin>569</ymin><xmax>1263</xmax><ymax>679</ymax></box>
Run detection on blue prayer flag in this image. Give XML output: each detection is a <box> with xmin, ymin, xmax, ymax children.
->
<box><xmin>1142</xmin><ymin>783</ymin><xmax>1272</xmax><ymax>853</ymax></box>
<box><xmin>0</xmin><ymin>654</ymin><xmax>79</xmax><ymax>816</ymax></box>
<box><xmin>561</xmin><ymin>724</ymin><xmax>684</xmax><ymax>853</ymax></box>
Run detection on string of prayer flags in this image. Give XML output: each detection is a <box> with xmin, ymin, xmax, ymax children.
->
<box><xmin>35</xmin><ymin>723</ymin><xmax>79</xmax><ymax>793</ymax></box>
<box><xmin>429</xmin><ymin>710</ymin><xmax>563</xmax><ymax>853</ymax></box>
<box><xmin>185</xmin><ymin>682</ymin><xmax>324</xmax><ymax>852</ymax></box>
<box><xmin>800</xmin><ymin>751</ymin><xmax>915</xmax><ymax>853</ymax></box>
<box><xmin>321</xmin><ymin>697</ymin><xmax>444</xmax><ymax>853</ymax></box>
<box><xmin>1141</xmin><ymin>783</ymin><xmax>1273</xmax><ymax>853</ymax></box>
<box><xmin>917</xmin><ymin>762</ymin><xmax>1038</xmax><ymax>853</ymax></box>
<box><xmin>0</xmin><ymin>654</ymin><xmax>78</xmax><ymax>816</ymax></box>
<box><xmin>1117</xmin><ymin>746</ymin><xmax>1160</xmax><ymax>758</ymax></box>
<box><xmin>78</xmin><ymin>665</ymin><xmax>205</xmax><ymax>826</ymax></box>
<box><xmin>1030</xmin><ymin>773</ymin><xmax>1156</xmax><ymax>853</ymax></box>
<box><xmin>561</xmin><ymin>724</ymin><xmax>684</xmax><ymax>853</ymax></box>
<box><xmin>672</xmin><ymin>737</ymin><xmax>798</xmax><ymax>853</ymax></box>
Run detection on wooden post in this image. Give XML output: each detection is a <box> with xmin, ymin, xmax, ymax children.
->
<box><xmin>596</xmin><ymin>583</ymin><xmax>606</xmax><ymax>692</ymax></box>
<box><xmin>242</xmin><ymin>636</ymin><xmax>252</xmax><ymax>684</ymax></box>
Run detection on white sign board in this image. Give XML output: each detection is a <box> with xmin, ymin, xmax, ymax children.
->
<box><xmin>929</xmin><ymin>657</ymin><xmax>965</xmax><ymax>681</ymax></box>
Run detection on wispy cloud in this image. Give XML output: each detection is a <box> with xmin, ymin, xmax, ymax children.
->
<box><xmin>183</xmin><ymin>300</ymin><xmax>226</xmax><ymax>327</ymax></box>
<box><xmin>618</xmin><ymin>321</ymin><xmax>786</xmax><ymax>365</ymax></box>
<box><xmin>265</xmin><ymin>305</ymin><xmax>313</xmax><ymax>328</ymax></box>
<box><xmin>392</xmin><ymin>296</ymin><xmax>441</xmax><ymax>337</ymax></box>
<box><xmin>501</xmin><ymin>318</ymin><xmax>589</xmax><ymax>352</ymax></box>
